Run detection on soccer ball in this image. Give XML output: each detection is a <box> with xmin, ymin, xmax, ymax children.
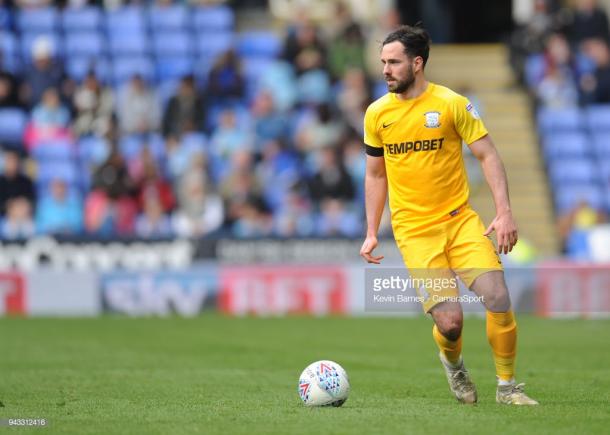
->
<box><xmin>297</xmin><ymin>360</ymin><xmax>350</xmax><ymax>407</ymax></box>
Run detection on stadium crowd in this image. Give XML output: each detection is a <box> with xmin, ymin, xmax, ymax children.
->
<box><xmin>511</xmin><ymin>0</ymin><xmax>610</xmax><ymax>255</ymax></box>
<box><xmin>0</xmin><ymin>1</ymin><xmax>399</xmax><ymax>240</ymax></box>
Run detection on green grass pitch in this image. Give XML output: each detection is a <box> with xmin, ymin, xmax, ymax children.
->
<box><xmin>1</xmin><ymin>315</ymin><xmax>609</xmax><ymax>434</ymax></box>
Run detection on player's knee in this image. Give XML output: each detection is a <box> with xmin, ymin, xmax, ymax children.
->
<box><xmin>437</xmin><ymin>316</ymin><xmax>462</xmax><ymax>341</ymax></box>
<box><xmin>484</xmin><ymin>290</ymin><xmax>511</xmax><ymax>312</ymax></box>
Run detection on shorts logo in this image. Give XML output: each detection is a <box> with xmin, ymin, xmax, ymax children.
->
<box><xmin>466</xmin><ymin>102</ymin><xmax>480</xmax><ymax>119</ymax></box>
<box><xmin>424</xmin><ymin>111</ymin><xmax>441</xmax><ymax>128</ymax></box>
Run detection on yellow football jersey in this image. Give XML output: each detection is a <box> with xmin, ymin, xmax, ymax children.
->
<box><xmin>364</xmin><ymin>82</ymin><xmax>488</xmax><ymax>231</ymax></box>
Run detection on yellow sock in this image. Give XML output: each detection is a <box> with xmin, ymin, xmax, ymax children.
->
<box><xmin>486</xmin><ymin>310</ymin><xmax>517</xmax><ymax>381</ymax></box>
<box><xmin>432</xmin><ymin>324</ymin><xmax>462</xmax><ymax>365</ymax></box>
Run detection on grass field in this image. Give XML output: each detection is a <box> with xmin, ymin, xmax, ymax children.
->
<box><xmin>1</xmin><ymin>315</ymin><xmax>609</xmax><ymax>435</ymax></box>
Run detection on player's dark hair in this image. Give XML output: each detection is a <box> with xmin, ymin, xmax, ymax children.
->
<box><xmin>382</xmin><ymin>25</ymin><xmax>430</xmax><ymax>67</ymax></box>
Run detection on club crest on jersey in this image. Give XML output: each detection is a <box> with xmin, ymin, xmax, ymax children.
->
<box><xmin>424</xmin><ymin>111</ymin><xmax>441</xmax><ymax>128</ymax></box>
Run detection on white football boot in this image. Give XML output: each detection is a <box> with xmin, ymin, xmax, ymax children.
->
<box><xmin>439</xmin><ymin>353</ymin><xmax>478</xmax><ymax>404</ymax></box>
<box><xmin>496</xmin><ymin>381</ymin><xmax>539</xmax><ymax>405</ymax></box>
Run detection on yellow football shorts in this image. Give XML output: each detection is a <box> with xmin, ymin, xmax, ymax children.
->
<box><xmin>393</xmin><ymin>205</ymin><xmax>503</xmax><ymax>313</ymax></box>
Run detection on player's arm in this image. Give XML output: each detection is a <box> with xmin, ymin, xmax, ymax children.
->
<box><xmin>469</xmin><ymin>135</ymin><xmax>518</xmax><ymax>254</ymax></box>
<box><xmin>360</xmin><ymin>152</ymin><xmax>387</xmax><ymax>264</ymax></box>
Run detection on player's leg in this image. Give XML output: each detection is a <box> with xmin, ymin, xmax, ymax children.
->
<box><xmin>429</xmin><ymin>301</ymin><xmax>477</xmax><ymax>404</ymax></box>
<box><xmin>470</xmin><ymin>271</ymin><xmax>538</xmax><ymax>405</ymax></box>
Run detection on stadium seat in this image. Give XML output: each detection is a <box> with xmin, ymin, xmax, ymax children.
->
<box><xmin>105</xmin><ymin>6</ymin><xmax>146</xmax><ymax>34</ymax></box>
<box><xmin>554</xmin><ymin>183</ymin><xmax>605</xmax><ymax>213</ymax></box>
<box><xmin>584</xmin><ymin>105</ymin><xmax>610</xmax><ymax>131</ymax></box>
<box><xmin>66</xmin><ymin>57</ymin><xmax>111</xmax><ymax>83</ymax></box>
<box><xmin>148</xmin><ymin>4</ymin><xmax>189</xmax><ymax>31</ymax></box>
<box><xmin>0</xmin><ymin>108</ymin><xmax>27</xmax><ymax>145</ymax></box>
<box><xmin>119</xmin><ymin>134</ymin><xmax>165</xmax><ymax>162</ymax></box>
<box><xmin>108</xmin><ymin>32</ymin><xmax>149</xmax><ymax>57</ymax></box>
<box><xmin>524</xmin><ymin>54</ymin><xmax>544</xmax><ymax>89</ymax></box>
<box><xmin>236</xmin><ymin>31</ymin><xmax>282</xmax><ymax>58</ymax></box>
<box><xmin>0</xmin><ymin>31</ymin><xmax>19</xmax><ymax>72</ymax></box>
<box><xmin>64</xmin><ymin>32</ymin><xmax>106</xmax><ymax>59</ymax></box>
<box><xmin>591</xmin><ymin>133</ymin><xmax>610</xmax><ymax>157</ymax></box>
<box><xmin>537</xmin><ymin>107</ymin><xmax>584</xmax><ymax>133</ymax></box>
<box><xmin>195</xmin><ymin>32</ymin><xmax>234</xmax><ymax>59</ymax></box>
<box><xmin>37</xmin><ymin>161</ymin><xmax>79</xmax><ymax>185</ymax></box>
<box><xmin>31</xmin><ymin>140</ymin><xmax>75</xmax><ymax>161</ymax></box>
<box><xmin>17</xmin><ymin>7</ymin><xmax>59</xmax><ymax>33</ymax></box>
<box><xmin>193</xmin><ymin>5</ymin><xmax>234</xmax><ymax>32</ymax></box>
<box><xmin>548</xmin><ymin>158</ymin><xmax>600</xmax><ymax>185</ymax></box>
<box><xmin>542</xmin><ymin>132</ymin><xmax>591</xmax><ymax>159</ymax></box>
<box><xmin>152</xmin><ymin>32</ymin><xmax>193</xmax><ymax>57</ymax></box>
<box><xmin>62</xmin><ymin>6</ymin><xmax>103</xmax><ymax>32</ymax></box>
<box><xmin>156</xmin><ymin>57</ymin><xmax>194</xmax><ymax>82</ymax></box>
<box><xmin>111</xmin><ymin>56</ymin><xmax>155</xmax><ymax>85</ymax></box>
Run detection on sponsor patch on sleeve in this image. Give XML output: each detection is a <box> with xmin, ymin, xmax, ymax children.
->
<box><xmin>466</xmin><ymin>102</ymin><xmax>480</xmax><ymax>120</ymax></box>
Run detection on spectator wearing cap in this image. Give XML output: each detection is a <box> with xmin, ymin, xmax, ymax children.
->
<box><xmin>21</xmin><ymin>36</ymin><xmax>65</xmax><ymax>108</ymax></box>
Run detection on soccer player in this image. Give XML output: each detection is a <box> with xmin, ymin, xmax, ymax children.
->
<box><xmin>360</xmin><ymin>25</ymin><xmax>538</xmax><ymax>405</ymax></box>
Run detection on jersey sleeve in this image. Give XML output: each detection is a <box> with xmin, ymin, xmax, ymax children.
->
<box><xmin>363</xmin><ymin>105</ymin><xmax>384</xmax><ymax>156</ymax></box>
<box><xmin>452</xmin><ymin>95</ymin><xmax>488</xmax><ymax>145</ymax></box>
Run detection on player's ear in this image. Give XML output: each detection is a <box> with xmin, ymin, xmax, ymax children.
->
<box><xmin>413</xmin><ymin>56</ymin><xmax>424</xmax><ymax>73</ymax></box>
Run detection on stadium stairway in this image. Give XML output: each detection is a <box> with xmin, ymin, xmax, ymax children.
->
<box><xmin>426</xmin><ymin>44</ymin><xmax>558</xmax><ymax>256</ymax></box>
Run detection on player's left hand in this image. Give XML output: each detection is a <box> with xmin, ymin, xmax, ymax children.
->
<box><xmin>484</xmin><ymin>211</ymin><xmax>518</xmax><ymax>254</ymax></box>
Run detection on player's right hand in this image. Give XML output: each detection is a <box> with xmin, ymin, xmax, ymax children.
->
<box><xmin>360</xmin><ymin>236</ymin><xmax>384</xmax><ymax>264</ymax></box>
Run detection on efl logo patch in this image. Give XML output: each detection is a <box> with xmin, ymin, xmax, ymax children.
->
<box><xmin>424</xmin><ymin>111</ymin><xmax>441</xmax><ymax>128</ymax></box>
<box><xmin>466</xmin><ymin>102</ymin><xmax>480</xmax><ymax>119</ymax></box>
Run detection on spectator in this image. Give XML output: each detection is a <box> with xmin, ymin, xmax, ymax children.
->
<box><xmin>256</xmin><ymin>139</ymin><xmax>300</xmax><ymax>211</ymax></box>
<box><xmin>25</xmin><ymin>87</ymin><xmax>72</xmax><ymax>148</ymax></box>
<box><xmin>91</xmin><ymin>147</ymin><xmax>134</xmax><ymax>200</ymax></box>
<box><xmin>162</xmin><ymin>75</ymin><xmax>205</xmax><ymax>139</ymax></box>
<box><xmin>557</xmin><ymin>199</ymin><xmax>607</xmax><ymax>253</ymax></box>
<box><xmin>172</xmin><ymin>154</ymin><xmax>224</xmax><ymax>238</ymax></box>
<box><xmin>296</xmin><ymin>103</ymin><xmax>345</xmax><ymax>153</ymax></box>
<box><xmin>336</xmin><ymin>67</ymin><xmax>371</xmax><ymax>132</ymax></box>
<box><xmin>135</xmin><ymin>158</ymin><xmax>175</xmax><ymax>214</ymax></box>
<box><xmin>273</xmin><ymin>184</ymin><xmax>314</xmax><ymax>237</ymax></box>
<box><xmin>308</xmin><ymin>146</ymin><xmax>354</xmax><ymax>203</ymax></box>
<box><xmin>36</xmin><ymin>178</ymin><xmax>83</xmax><ymax>235</ymax></box>
<box><xmin>315</xmin><ymin>198</ymin><xmax>360</xmax><ymax>237</ymax></box>
<box><xmin>134</xmin><ymin>195</ymin><xmax>173</xmax><ymax>239</ymax></box>
<box><xmin>282</xmin><ymin>20</ymin><xmax>328</xmax><ymax>75</ymax></box>
<box><xmin>21</xmin><ymin>36</ymin><xmax>65</xmax><ymax>108</ymax></box>
<box><xmin>1</xmin><ymin>197</ymin><xmax>35</xmax><ymax>240</ymax></box>
<box><xmin>207</xmin><ymin>50</ymin><xmax>245</xmax><ymax>104</ymax></box>
<box><xmin>566</xmin><ymin>0</ymin><xmax>610</xmax><ymax>47</ymax></box>
<box><xmin>0</xmin><ymin>71</ymin><xmax>22</xmax><ymax>108</ymax></box>
<box><xmin>365</xmin><ymin>7</ymin><xmax>401</xmax><ymax>79</ymax></box>
<box><xmin>0</xmin><ymin>149</ymin><xmax>35</xmax><ymax>215</ymax></box>
<box><xmin>328</xmin><ymin>21</ymin><xmax>366</xmax><ymax>81</ymax></box>
<box><xmin>164</xmin><ymin>134</ymin><xmax>206</xmax><ymax>182</ymax></box>
<box><xmin>209</xmin><ymin>109</ymin><xmax>252</xmax><ymax>162</ymax></box>
<box><xmin>72</xmin><ymin>72</ymin><xmax>114</xmax><ymax>138</ymax></box>
<box><xmin>580</xmin><ymin>38</ymin><xmax>610</xmax><ymax>103</ymax></box>
<box><xmin>117</xmin><ymin>75</ymin><xmax>161</xmax><ymax>135</ymax></box>
<box><xmin>251</xmin><ymin>91</ymin><xmax>289</xmax><ymax>151</ymax></box>
<box><xmin>232</xmin><ymin>196</ymin><xmax>273</xmax><ymax>238</ymax></box>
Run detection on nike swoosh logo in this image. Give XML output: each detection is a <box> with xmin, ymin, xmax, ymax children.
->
<box><xmin>382</xmin><ymin>121</ymin><xmax>395</xmax><ymax>128</ymax></box>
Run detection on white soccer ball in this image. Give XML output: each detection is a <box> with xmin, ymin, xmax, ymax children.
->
<box><xmin>297</xmin><ymin>360</ymin><xmax>350</xmax><ymax>407</ymax></box>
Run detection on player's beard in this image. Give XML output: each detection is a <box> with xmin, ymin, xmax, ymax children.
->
<box><xmin>386</xmin><ymin>63</ymin><xmax>415</xmax><ymax>94</ymax></box>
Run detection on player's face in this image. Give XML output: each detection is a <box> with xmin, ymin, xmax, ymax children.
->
<box><xmin>381</xmin><ymin>41</ymin><xmax>420</xmax><ymax>93</ymax></box>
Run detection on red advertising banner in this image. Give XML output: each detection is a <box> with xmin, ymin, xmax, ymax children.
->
<box><xmin>219</xmin><ymin>266</ymin><xmax>347</xmax><ymax>316</ymax></box>
<box><xmin>537</xmin><ymin>262</ymin><xmax>610</xmax><ymax>317</ymax></box>
<box><xmin>0</xmin><ymin>273</ymin><xmax>26</xmax><ymax>315</ymax></box>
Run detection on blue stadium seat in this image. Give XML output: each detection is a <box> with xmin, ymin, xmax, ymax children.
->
<box><xmin>105</xmin><ymin>6</ymin><xmax>146</xmax><ymax>34</ymax></box>
<box><xmin>148</xmin><ymin>4</ymin><xmax>189</xmax><ymax>31</ymax></box>
<box><xmin>195</xmin><ymin>32</ymin><xmax>233</xmax><ymax>59</ymax></box>
<box><xmin>111</xmin><ymin>56</ymin><xmax>155</xmax><ymax>85</ymax></box>
<box><xmin>157</xmin><ymin>80</ymin><xmax>179</xmax><ymax>110</ymax></box>
<box><xmin>537</xmin><ymin>107</ymin><xmax>584</xmax><ymax>133</ymax></box>
<box><xmin>585</xmin><ymin>104</ymin><xmax>610</xmax><ymax>131</ymax></box>
<box><xmin>193</xmin><ymin>5</ymin><xmax>234</xmax><ymax>32</ymax></box>
<box><xmin>548</xmin><ymin>158</ymin><xmax>600</xmax><ymax>185</ymax></box>
<box><xmin>32</xmin><ymin>140</ymin><xmax>75</xmax><ymax>161</ymax></box>
<box><xmin>554</xmin><ymin>183</ymin><xmax>605</xmax><ymax>212</ymax></box>
<box><xmin>0</xmin><ymin>108</ymin><xmax>27</xmax><ymax>145</ymax></box>
<box><xmin>17</xmin><ymin>7</ymin><xmax>59</xmax><ymax>33</ymax></box>
<box><xmin>543</xmin><ymin>132</ymin><xmax>591</xmax><ymax>159</ymax></box>
<box><xmin>64</xmin><ymin>32</ymin><xmax>105</xmax><ymax>59</ymax></box>
<box><xmin>77</xmin><ymin>136</ymin><xmax>110</xmax><ymax>165</ymax></box>
<box><xmin>109</xmin><ymin>32</ymin><xmax>149</xmax><ymax>56</ymax></box>
<box><xmin>0</xmin><ymin>31</ymin><xmax>19</xmax><ymax>72</ymax></box>
<box><xmin>119</xmin><ymin>134</ymin><xmax>165</xmax><ymax>161</ymax></box>
<box><xmin>62</xmin><ymin>6</ymin><xmax>103</xmax><ymax>32</ymax></box>
<box><xmin>152</xmin><ymin>31</ymin><xmax>193</xmax><ymax>57</ymax></box>
<box><xmin>37</xmin><ymin>161</ymin><xmax>79</xmax><ymax>185</ymax></box>
<box><xmin>236</xmin><ymin>31</ymin><xmax>281</xmax><ymax>58</ymax></box>
<box><xmin>180</xmin><ymin>132</ymin><xmax>207</xmax><ymax>153</ymax></box>
<box><xmin>524</xmin><ymin>54</ymin><xmax>544</xmax><ymax>89</ymax></box>
<box><xmin>66</xmin><ymin>57</ymin><xmax>111</xmax><ymax>83</ymax></box>
<box><xmin>591</xmin><ymin>133</ymin><xmax>610</xmax><ymax>157</ymax></box>
<box><xmin>156</xmin><ymin>57</ymin><xmax>194</xmax><ymax>82</ymax></box>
